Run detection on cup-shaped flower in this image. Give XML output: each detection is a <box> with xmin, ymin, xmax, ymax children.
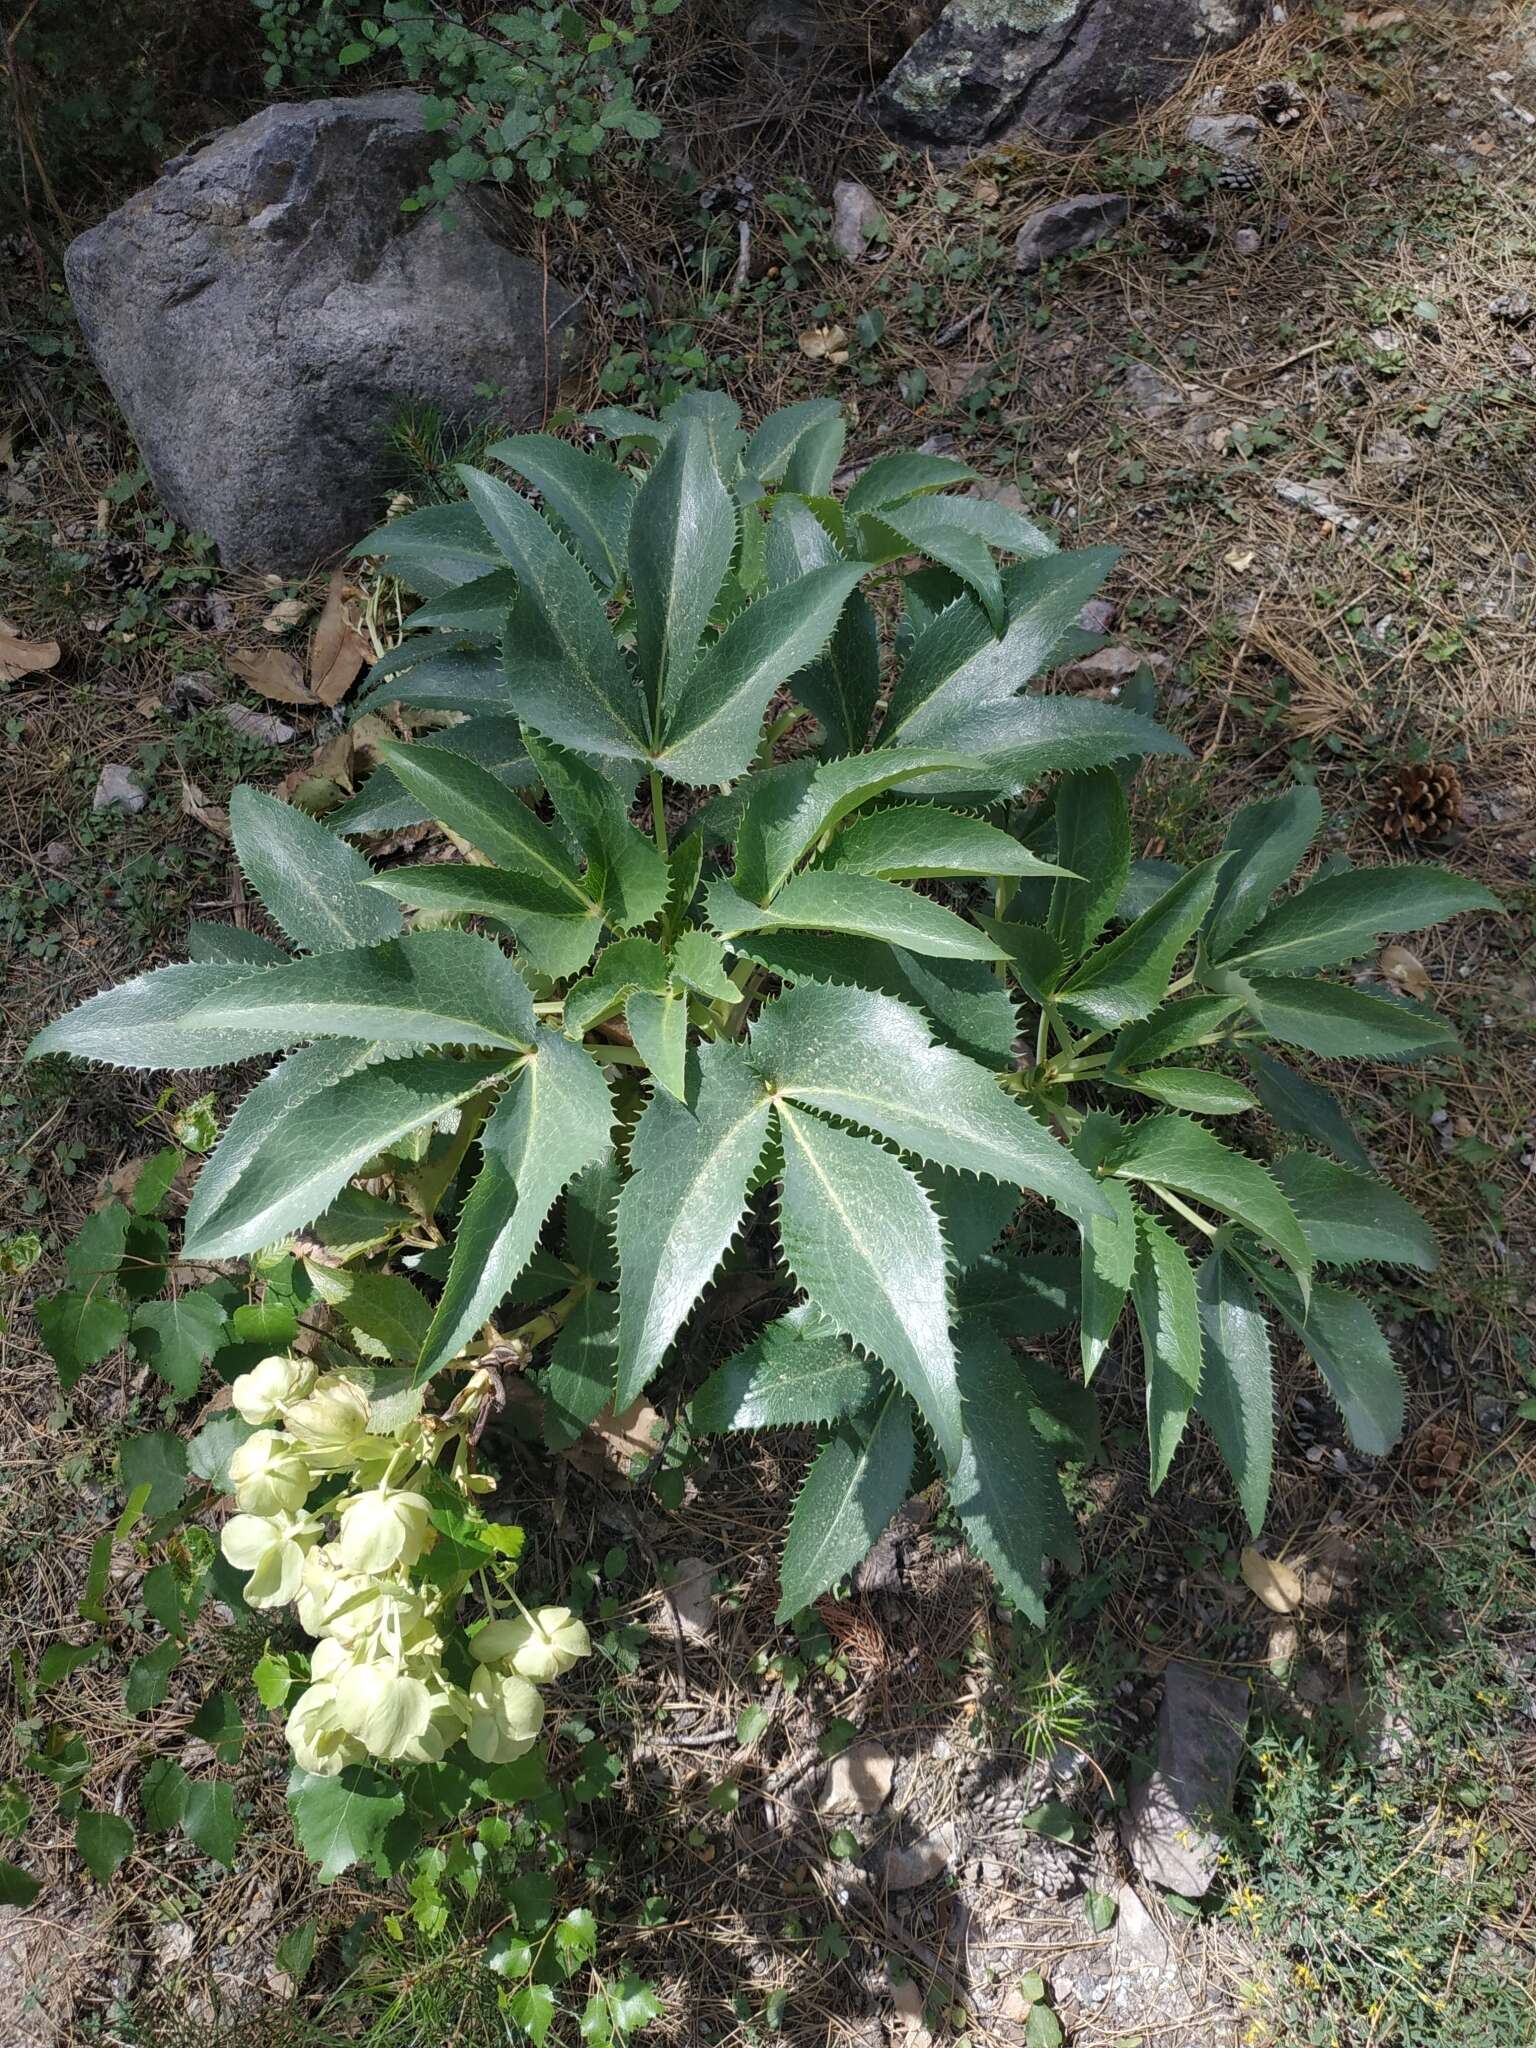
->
<box><xmin>401</xmin><ymin>1678</ymin><xmax>471</xmax><ymax>1764</ymax></box>
<box><xmin>336</xmin><ymin>1487</ymin><xmax>434</xmax><ymax>1577</ymax></box>
<box><xmin>333</xmin><ymin>1658</ymin><xmax>435</xmax><ymax>1761</ymax></box>
<box><xmin>221</xmin><ymin>1509</ymin><xmax>319</xmax><ymax>1607</ymax></box>
<box><xmin>282</xmin><ymin>1373</ymin><xmax>373</xmax><ymax>1466</ymax></box>
<box><xmin>474</xmin><ymin>1606</ymin><xmax>591</xmax><ymax>1683</ymax></box>
<box><xmin>286</xmin><ymin>1679</ymin><xmax>367</xmax><ymax>1778</ymax></box>
<box><xmin>466</xmin><ymin>1666</ymin><xmax>545</xmax><ymax>1765</ymax></box>
<box><xmin>231</xmin><ymin>1353</ymin><xmax>316</xmax><ymax>1426</ymax></box>
<box><xmin>228</xmin><ymin>1429</ymin><xmax>312</xmax><ymax>1516</ymax></box>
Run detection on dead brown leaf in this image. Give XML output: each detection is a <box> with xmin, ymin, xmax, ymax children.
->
<box><xmin>568</xmin><ymin>1398</ymin><xmax>663</xmax><ymax>1480</ymax></box>
<box><xmin>1379</xmin><ymin>943</ymin><xmax>1433</xmax><ymax>1000</ymax></box>
<box><xmin>228</xmin><ymin>644</ymin><xmax>314</xmax><ymax>707</ymax></box>
<box><xmin>308</xmin><ymin>569</ymin><xmax>369</xmax><ymax>708</ymax></box>
<box><xmin>219</xmin><ymin>703</ymin><xmax>296</xmax><ymax>745</ymax></box>
<box><xmin>798</xmin><ymin>323</ymin><xmax>850</xmax><ymax>365</ymax></box>
<box><xmin>181</xmin><ymin>778</ymin><xmax>231</xmax><ymax>838</ymax></box>
<box><xmin>1240</xmin><ymin>1546</ymin><xmax>1303</xmax><ymax>1614</ymax></box>
<box><xmin>0</xmin><ymin>620</ymin><xmax>62</xmax><ymax>684</ymax></box>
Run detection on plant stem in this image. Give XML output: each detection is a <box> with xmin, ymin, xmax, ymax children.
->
<box><xmin>1148</xmin><ymin>1184</ymin><xmax>1218</xmax><ymax>1237</ymax></box>
<box><xmin>649</xmin><ymin>768</ymin><xmax>668</xmax><ymax>856</ymax></box>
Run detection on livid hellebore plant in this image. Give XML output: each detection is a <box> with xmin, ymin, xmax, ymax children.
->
<box><xmin>32</xmin><ymin>393</ymin><xmax>1494</xmax><ymax>1631</ymax></box>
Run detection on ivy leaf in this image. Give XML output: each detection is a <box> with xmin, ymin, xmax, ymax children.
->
<box><xmin>1243</xmin><ymin>977</ymin><xmax>1457</xmax><ymax>1060</ymax></box>
<box><xmin>1129</xmin><ymin>1209</ymin><xmax>1202</xmax><ymax>1491</ymax></box>
<box><xmin>708</xmin><ymin>872</ymin><xmax>1005</xmax><ymax>964</ymax></box>
<box><xmin>182</xmin><ymin>1054</ymin><xmax>515</xmax><ymax>1260</ymax></box>
<box><xmin>950</xmin><ymin>1321</ymin><xmax>1079</xmax><ymax>1625</ymax></box>
<box><xmin>182</xmin><ymin>930</ymin><xmax>538</xmax><ymax>1054</ymax></box>
<box><xmin>613</xmin><ymin>1042</ymin><xmax>773</xmax><ymax>1408</ymax></box>
<box><xmin>1242</xmin><ymin>1049</ymin><xmax>1371</xmax><ymax>1170</ymax></box>
<box><xmin>1056</xmin><ymin>857</ymin><xmax>1226</xmax><ymax>1029</ymax></box>
<box><xmin>1220</xmin><ymin>866</ymin><xmax>1496</xmax><ymax>977</ymax></box>
<box><xmin>1269</xmin><ymin>1154</ymin><xmax>1437</xmax><ymax>1271</ymax></box>
<box><xmin>1194</xmin><ymin>1250</ymin><xmax>1274</xmax><ymax>1536</ymax></box>
<box><xmin>691</xmin><ymin>1305</ymin><xmax>873</xmax><ymax>1432</ymax></box>
<box><xmin>776</xmin><ymin>1103</ymin><xmax>961</xmax><ymax>1469</ymax></box>
<box><xmin>1103</xmin><ymin>1113</ymin><xmax>1312</xmax><ymax>1291</ymax></box>
<box><xmin>128</xmin><ymin>1289</ymin><xmax>229</xmax><ymax>1398</ymax></box>
<box><xmin>288</xmin><ymin>1765</ymin><xmax>406</xmax><ymax>1882</ymax></box>
<box><xmin>229</xmin><ymin>786</ymin><xmax>402</xmax><ymax>956</ymax></box>
<box><xmin>420</xmin><ymin>1031</ymin><xmax>613</xmax><ymax>1381</ymax></box>
<box><xmin>1203</xmin><ymin>785</ymin><xmax>1322</xmax><ymax>961</ymax></box>
<box><xmin>1244</xmin><ymin>1262</ymin><xmax>1405</xmax><ymax>1456</ymax></box>
<box><xmin>749</xmin><ymin>981</ymin><xmax>1109</xmax><ymax>1225</ymax></box>
<box><xmin>775</xmin><ymin>1391</ymin><xmax>915</xmax><ymax>1621</ymax></box>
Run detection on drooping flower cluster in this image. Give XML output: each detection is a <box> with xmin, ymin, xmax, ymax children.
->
<box><xmin>220</xmin><ymin>1355</ymin><xmax>589</xmax><ymax>1777</ymax></box>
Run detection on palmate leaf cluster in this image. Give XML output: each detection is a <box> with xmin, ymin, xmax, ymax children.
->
<box><xmin>30</xmin><ymin>394</ymin><xmax>1496</xmax><ymax>1623</ymax></box>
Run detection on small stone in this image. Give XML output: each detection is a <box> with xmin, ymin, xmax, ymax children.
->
<box><xmin>1122</xmin><ymin>361</ymin><xmax>1185</xmax><ymax>415</ymax></box>
<box><xmin>1013</xmin><ymin>193</ymin><xmax>1129</xmax><ymax>276</ymax></box>
<box><xmin>93</xmin><ymin>763</ymin><xmax>148</xmax><ymax>812</ymax></box>
<box><xmin>1077</xmin><ymin>597</ymin><xmax>1116</xmax><ymax>634</ymax></box>
<box><xmin>1121</xmin><ymin>1661</ymin><xmax>1249</xmax><ymax>1896</ymax></box>
<box><xmin>818</xmin><ymin>1737</ymin><xmax>895</xmax><ymax>1816</ymax></box>
<box><xmin>1475</xmin><ymin>1397</ymin><xmax>1508</xmax><ymax>1435</ymax></box>
<box><xmin>829</xmin><ymin>178</ymin><xmax>885</xmax><ymax>262</ymax></box>
<box><xmin>870</xmin><ymin>1828</ymin><xmax>953</xmax><ymax>1891</ymax></box>
<box><xmin>1186</xmin><ymin>110</ymin><xmax>1262</xmax><ymax>154</ymax></box>
<box><xmin>1232</xmin><ymin>227</ymin><xmax>1263</xmax><ymax>257</ymax></box>
<box><xmin>1489</xmin><ymin>289</ymin><xmax>1533</xmax><ymax>326</ymax></box>
<box><xmin>660</xmin><ymin>1556</ymin><xmax>716</xmax><ymax>1640</ymax></box>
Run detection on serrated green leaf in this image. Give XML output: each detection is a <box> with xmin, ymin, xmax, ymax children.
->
<box><xmin>951</xmin><ymin>1321</ymin><xmax>1079</xmax><ymax>1626</ymax></box>
<box><xmin>862</xmin><ymin>499</ymin><xmax>1005</xmax><ymax>632</ymax></box>
<box><xmin>652</xmin><ymin>564</ymin><xmax>867</xmax><ymax>786</ymax></box>
<box><xmin>1242</xmin><ymin>1049</ymin><xmax>1371</xmax><ymax>1170</ymax></box>
<box><xmin>1108</xmin><ymin>995</ymin><xmax>1242</xmax><ymax>1072</ymax></box>
<box><xmin>732</xmin><ymin>748</ymin><xmax>975</xmax><ymax>903</ymax></box>
<box><xmin>407</xmin><ymin>567</ymin><xmax>520</xmax><ymax>636</ymax></box>
<box><xmin>542</xmin><ymin>1290</ymin><xmax>617</xmax><ymax>1451</ymax></box>
<box><xmin>288</xmin><ymin>1764</ymin><xmax>405</xmax><ymax>1882</ymax></box>
<box><xmin>26</xmin><ymin>962</ymin><xmax>303</xmax><ymax>1071</ymax></box>
<box><xmin>820</xmin><ymin>803</ymin><xmax>1068</xmax><ymax>883</ymax></box>
<box><xmin>356</xmin><ymin>642</ymin><xmax>509</xmax><ymax>717</ymax></box>
<box><xmin>509</xmin><ymin>1981</ymin><xmax>558</xmax><ymax>2044</ymax></box>
<box><xmin>1130</xmin><ymin>1208</ymin><xmax>1202</xmax><ymax>1490</ymax></box>
<box><xmin>1222</xmin><ymin>866</ymin><xmax>1496</xmax><ymax>976</ymax></box>
<box><xmin>977</xmin><ymin>917</ymin><xmax>1066</xmax><ymax>1005</ymax></box>
<box><xmin>183</xmin><ymin>930</ymin><xmax>537</xmax><ymax>1053</ymax></box>
<box><xmin>487</xmin><ymin>433</ymin><xmax>636</xmax><ymax>590</ymax></box>
<box><xmin>691</xmin><ymin>1304</ymin><xmax>873</xmax><ymax>1432</ymax></box>
<box><xmin>1244</xmin><ymin>1262</ymin><xmax>1404</xmax><ymax>1456</ymax></box>
<box><xmin>1056</xmin><ymin>857</ymin><xmax>1226</xmax><ymax>1029</ymax></box>
<box><xmin>1104</xmin><ymin>1113</ymin><xmax>1311</xmax><ymax>1288</ymax></box>
<box><xmin>523</xmin><ymin>733</ymin><xmax>667</xmax><ymax>932</ymax></box>
<box><xmin>614</xmin><ymin>1041</ymin><xmax>773</xmax><ymax>1407</ymax></box>
<box><xmin>709</xmin><ymin>872</ymin><xmax>1004</xmax><ymax>963</ymax></box>
<box><xmin>1073</xmin><ymin>1114</ymin><xmax>1137</xmax><ymax>1380</ymax></box>
<box><xmin>911</xmin><ymin>695</ymin><xmax>1187</xmax><ymax>805</ymax></box>
<box><xmin>1203</xmin><ymin>786</ymin><xmax>1322</xmax><ymax>961</ymax></box>
<box><xmin>1047</xmin><ymin>769</ymin><xmax>1131</xmax><ymax>965</ymax></box>
<box><xmin>305</xmin><ymin>1265</ymin><xmax>434</xmax><ymax>1361</ymax></box>
<box><xmin>1194</xmin><ymin>1250</ymin><xmax>1273</xmax><ymax>1535</ymax></box>
<box><xmin>230</xmin><ymin>786</ymin><xmax>401</xmax><ymax>956</ymax></box>
<box><xmin>846</xmin><ymin>451</ymin><xmax>978</xmax><ymax>512</ymax></box>
<box><xmin>881</xmin><ymin>551</ymin><xmax>1118</xmax><ymax>749</ymax></box>
<box><xmin>376</xmin><ymin>741</ymin><xmax>592</xmax><ymax>905</ymax></box>
<box><xmin>749</xmin><ymin>981</ymin><xmax>1108</xmax><ymax>1225</ymax></box>
<box><xmin>186</xmin><ymin>922</ymin><xmax>289</xmax><ymax>967</ymax></box>
<box><xmin>775</xmin><ymin>1391</ymin><xmax>915</xmax><ymax>1621</ymax></box>
<box><xmin>37</xmin><ymin>1291</ymin><xmax>132</xmax><ymax>1390</ymax></box>
<box><xmin>630</xmin><ymin>415</ymin><xmax>735</xmax><ymax>720</ymax></box>
<box><xmin>782</xmin><ymin>414</ymin><xmax>846</xmax><ymax>495</ymax></box>
<box><xmin>330</xmin><ymin>716</ymin><xmax>530</xmax><ymax>835</ymax></box>
<box><xmin>920</xmin><ymin>1168</ymin><xmax>1020</xmax><ymax>1271</ymax></box>
<box><xmin>955</xmin><ymin>1251</ymin><xmax>1079</xmax><ymax>1337</ymax></box>
<box><xmin>1244</xmin><ymin>977</ymin><xmax>1457</xmax><ymax>1060</ymax></box>
<box><xmin>76</xmin><ymin>1810</ymin><xmax>135</xmax><ymax>1885</ymax></box>
<box><xmin>457</xmin><ymin>464</ymin><xmax>650</xmax><ymax>758</ymax></box>
<box><xmin>1269</xmin><ymin>1154</ymin><xmax>1437</xmax><ymax>1271</ymax></box>
<box><xmin>744</xmin><ymin>398</ymin><xmax>845</xmax><ymax>485</ymax></box>
<box><xmin>419</xmin><ymin>1030</ymin><xmax>613</xmax><ymax>1380</ymax></box>
<box><xmin>184</xmin><ymin>1054</ymin><xmax>514</xmax><ymax>1259</ymax></box>
<box><xmin>1015</xmin><ymin>1350</ymin><xmax>1100</xmax><ymax>1461</ymax></box>
<box><xmin>368</xmin><ymin>864</ymin><xmax>604</xmax><ymax>982</ymax></box>
<box><xmin>352</xmin><ymin>498</ymin><xmax>502</xmax><ymax>597</ymax></box>
<box><xmin>1105</xmin><ymin>1068</ymin><xmax>1256</xmax><ymax>1116</ymax></box>
<box><xmin>128</xmin><ymin>1289</ymin><xmax>228</xmax><ymax>1397</ymax></box>
<box><xmin>1116</xmin><ymin>857</ymin><xmax>1185</xmax><ymax>920</ymax></box>
<box><xmin>623</xmin><ymin>987</ymin><xmax>684</xmax><ymax>1100</ymax></box>
<box><xmin>775</xmin><ymin>1103</ymin><xmax>960</xmax><ymax>1469</ymax></box>
<box><xmin>564</xmin><ymin>936</ymin><xmax>670</xmax><ymax>1035</ymax></box>
<box><xmin>668</xmin><ymin>929</ymin><xmax>738</xmax><ymax>1004</ymax></box>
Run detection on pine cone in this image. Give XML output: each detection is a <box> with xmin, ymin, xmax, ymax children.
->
<box><xmin>1406</xmin><ymin>1420</ymin><xmax>1465</xmax><ymax>1491</ymax></box>
<box><xmin>1254</xmin><ymin>78</ymin><xmax>1305</xmax><ymax>127</ymax></box>
<box><xmin>1218</xmin><ymin>157</ymin><xmax>1265</xmax><ymax>194</ymax></box>
<box><xmin>1148</xmin><ymin>206</ymin><xmax>1213</xmax><ymax>255</ymax></box>
<box><xmin>1377</xmin><ymin>762</ymin><xmax>1465</xmax><ymax>842</ymax></box>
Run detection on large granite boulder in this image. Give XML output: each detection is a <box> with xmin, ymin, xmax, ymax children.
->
<box><xmin>65</xmin><ymin>92</ymin><xmax>580</xmax><ymax>572</ymax></box>
<box><xmin>876</xmin><ymin>0</ymin><xmax>1268</xmax><ymax>149</ymax></box>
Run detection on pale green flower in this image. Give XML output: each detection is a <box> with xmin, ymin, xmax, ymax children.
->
<box><xmin>466</xmin><ymin>1666</ymin><xmax>544</xmax><ymax>1765</ymax></box>
<box><xmin>475</xmin><ymin>1606</ymin><xmax>590</xmax><ymax>1682</ymax></box>
<box><xmin>228</xmin><ymin>1429</ymin><xmax>312</xmax><ymax>1516</ymax></box>
<box><xmin>336</xmin><ymin>1488</ymin><xmax>434</xmax><ymax>1576</ymax></box>
<box><xmin>282</xmin><ymin>1374</ymin><xmax>373</xmax><ymax>1465</ymax></box>
<box><xmin>220</xmin><ymin>1510</ymin><xmax>319</xmax><ymax>1607</ymax></box>
<box><xmin>231</xmin><ymin>1353</ymin><xmax>316</xmax><ymax>1426</ymax></box>
<box><xmin>286</xmin><ymin>1680</ymin><xmax>367</xmax><ymax>1777</ymax></box>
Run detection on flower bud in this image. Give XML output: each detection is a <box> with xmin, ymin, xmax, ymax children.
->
<box><xmin>475</xmin><ymin>1606</ymin><xmax>590</xmax><ymax>1683</ymax></box>
<box><xmin>230</xmin><ymin>1353</ymin><xmax>316</xmax><ymax>1426</ymax></box>
<box><xmin>336</xmin><ymin>1488</ymin><xmax>434</xmax><ymax>1577</ymax></box>
<box><xmin>466</xmin><ymin>1666</ymin><xmax>544</xmax><ymax>1764</ymax></box>
<box><xmin>228</xmin><ymin>1430</ymin><xmax>313</xmax><ymax>1516</ymax></box>
<box><xmin>286</xmin><ymin>1681</ymin><xmax>366</xmax><ymax>1778</ymax></box>
<box><xmin>282</xmin><ymin>1374</ymin><xmax>373</xmax><ymax>1465</ymax></box>
<box><xmin>333</xmin><ymin>1658</ymin><xmax>434</xmax><ymax>1761</ymax></box>
<box><xmin>220</xmin><ymin>1510</ymin><xmax>319</xmax><ymax>1607</ymax></box>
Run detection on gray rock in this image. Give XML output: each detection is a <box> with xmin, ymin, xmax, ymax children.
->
<box><xmin>1121</xmin><ymin>1661</ymin><xmax>1248</xmax><ymax>1896</ymax></box>
<box><xmin>1232</xmin><ymin>226</ymin><xmax>1263</xmax><ymax>257</ymax></box>
<box><xmin>830</xmin><ymin>177</ymin><xmax>886</xmax><ymax>261</ymax></box>
<box><xmin>867</xmin><ymin>1827</ymin><xmax>954</xmax><ymax>1891</ymax></box>
<box><xmin>1014</xmin><ymin>192</ymin><xmax>1129</xmax><ymax>273</ymax></box>
<box><xmin>876</xmin><ymin>0</ymin><xmax>1266</xmax><ymax>150</ymax></box>
<box><xmin>1185</xmin><ymin>110</ymin><xmax>1262</xmax><ymax>154</ymax></box>
<box><xmin>93</xmin><ymin>763</ymin><xmax>148</xmax><ymax>813</ymax></box>
<box><xmin>65</xmin><ymin>93</ymin><xmax>579</xmax><ymax>572</ymax></box>
<box><xmin>1489</xmin><ymin>288</ymin><xmax>1533</xmax><ymax>326</ymax></box>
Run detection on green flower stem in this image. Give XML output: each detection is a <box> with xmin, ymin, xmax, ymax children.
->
<box><xmin>649</xmin><ymin>767</ymin><xmax>667</xmax><ymax>856</ymax></box>
<box><xmin>1148</xmin><ymin>1183</ymin><xmax>1219</xmax><ymax>1238</ymax></box>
